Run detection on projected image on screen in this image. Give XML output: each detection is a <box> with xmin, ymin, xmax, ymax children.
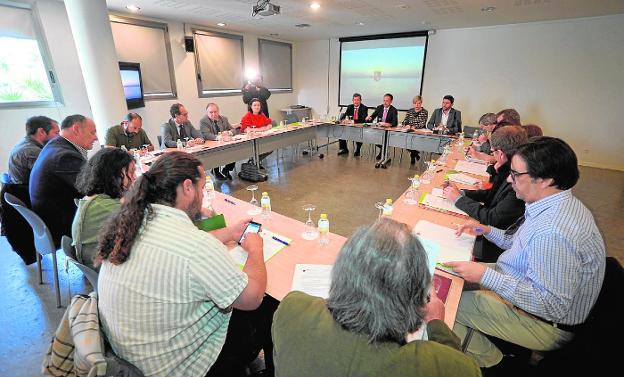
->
<box><xmin>340</xmin><ymin>36</ymin><xmax>427</xmax><ymax>111</ymax></box>
<box><xmin>120</xmin><ymin>70</ymin><xmax>142</xmax><ymax>100</ymax></box>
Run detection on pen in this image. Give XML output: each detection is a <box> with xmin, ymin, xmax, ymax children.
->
<box><xmin>224</xmin><ymin>198</ymin><xmax>236</xmax><ymax>205</ymax></box>
<box><xmin>435</xmin><ymin>169</ymin><xmax>443</xmax><ymax>173</ymax></box>
<box><xmin>272</xmin><ymin>236</ymin><xmax>290</xmax><ymax>246</ymax></box>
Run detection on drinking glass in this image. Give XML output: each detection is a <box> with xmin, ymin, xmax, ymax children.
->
<box><xmin>374</xmin><ymin>201</ymin><xmax>384</xmax><ymax>219</ymax></box>
<box><xmin>301</xmin><ymin>204</ymin><xmax>319</xmax><ymax>240</ymax></box>
<box><xmin>404</xmin><ymin>176</ymin><xmax>421</xmax><ymax>205</ymax></box>
<box><xmin>246</xmin><ymin>184</ymin><xmax>262</xmax><ymax>215</ymax></box>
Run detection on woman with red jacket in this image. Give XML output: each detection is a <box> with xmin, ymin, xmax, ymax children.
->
<box><xmin>240</xmin><ymin>98</ymin><xmax>273</xmax><ymax>168</ymax></box>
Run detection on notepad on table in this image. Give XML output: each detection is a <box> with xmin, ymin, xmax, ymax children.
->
<box><xmin>291</xmin><ymin>264</ymin><xmax>333</xmax><ymax>299</ymax></box>
<box><xmin>447</xmin><ymin>173</ymin><xmax>481</xmax><ymax>186</ymax></box>
<box><xmin>229</xmin><ymin>229</ymin><xmax>292</xmax><ymax>267</ymax></box>
<box><xmin>419</xmin><ymin>193</ymin><xmax>468</xmax><ymax>217</ymax></box>
<box><xmin>412</xmin><ymin>220</ymin><xmax>475</xmax><ymax>266</ymax></box>
<box><xmin>454</xmin><ymin>160</ymin><xmax>489</xmax><ymax>177</ymax></box>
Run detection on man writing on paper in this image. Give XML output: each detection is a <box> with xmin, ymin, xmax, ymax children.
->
<box><xmin>443</xmin><ymin>126</ymin><xmax>527</xmax><ymax>262</ymax></box>
<box><xmin>96</xmin><ymin>152</ymin><xmax>276</xmax><ymax>376</ymax></box>
<box><xmin>447</xmin><ymin>137</ymin><xmax>605</xmax><ymax>369</ymax></box>
<box><xmin>337</xmin><ymin>92</ymin><xmax>368</xmax><ymax>157</ymax></box>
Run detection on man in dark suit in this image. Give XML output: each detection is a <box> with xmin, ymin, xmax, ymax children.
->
<box><xmin>29</xmin><ymin>114</ymin><xmax>98</xmax><ymax>247</ymax></box>
<box><xmin>338</xmin><ymin>93</ymin><xmax>368</xmax><ymax>156</ymax></box>
<box><xmin>427</xmin><ymin>95</ymin><xmax>462</xmax><ymax>135</ymax></box>
<box><xmin>443</xmin><ymin>126</ymin><xmax>527</xmax><ymax>262</ymax></box>
<box><xmin>160</xmin><ymin>103</ymin><xmax>204</xmax><ymax>148</ymax></box>
<box><xmin>366</xmin><ymin>93</ymin><xmax>398</xmax><ymax>160</ymax></box>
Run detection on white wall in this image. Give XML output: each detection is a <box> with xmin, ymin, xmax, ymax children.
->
<box><xmin>295</xmin><ymin>15</ymin><xmax>624</xmax><ymax>171</ymax></box>
<box><xmin>0</xmin><ymin>0</ymin><xmax>297</xmax><ymax>170</ymax></box>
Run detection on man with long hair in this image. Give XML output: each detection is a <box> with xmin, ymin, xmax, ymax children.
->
<box><xmin>96</xmin><ymin>152</ymin><xmax>273</xmax><ymax>376</ymax></box>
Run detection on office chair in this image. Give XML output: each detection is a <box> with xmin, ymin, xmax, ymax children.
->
<box><xmin>60</xmin><ymin>236</ymin><xmax>99</xmax><ymax>298</ymax></box>
<box><xmin>4</xmin><ymin>192</ymin><xmax>62</xmax><ymax>308</ymax></box>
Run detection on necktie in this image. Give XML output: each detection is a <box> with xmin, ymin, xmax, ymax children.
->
<box><xmin>353</xmin><ymin>107</ymin><xmax>358</xmax><ymax>121</ymax></box>
<box><xmin>179</xmin><ymin>125</ymin><xmax>187</xmax><ymax>139</ymax></box>
<box><xmin>504</xmin><ymin>215</ymin><xmax>526</xmax><ymax>236</ymax></box>
<box><xmin>382</xmin><ymin>108</ymin><xmax>388</xmax><ymax>123</ymax></box>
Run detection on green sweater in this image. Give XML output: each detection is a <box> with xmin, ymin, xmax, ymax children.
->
<box><xmin>71</xmin><ymin>194</ymin><xmax>120</xmax><ymax>271</ymax></box>
<box><xmin>272</xmin><ymin>291</ymin><xmax>481</xmax><ymax>377</ymax></box>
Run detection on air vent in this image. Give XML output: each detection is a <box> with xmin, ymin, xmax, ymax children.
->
<box><xmin>294</xmin><ymin>23</ymin><xmax>311</xmax><ymax>28</ymax></box>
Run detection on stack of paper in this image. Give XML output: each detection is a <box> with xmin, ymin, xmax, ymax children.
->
<box><xmin>229</xmin><ymin>229</ymin><xmax>291</xmax><ymax>267</ymax></box>
<box><xmin>419</xmin><ymin>193</ymin><xmax>468</xmax><ymax>217</ymax></box>
<box><xmin>447</xmin><ymin>173</ymin><xmax>481</xmax><ymax>186</ymax></box>
<box><xmin>291</xmin><ymin>264</ymin><xmax>333</xmax><ymax>299</ymax></box>
<box><xmin>454</xmin><ymin>160</ymin><xmax>489</xmax><ymax>176</ymax></box>
<box><xmin>412</xmin><ymin>220</ymin><xmax>475</xmax><ymax>265</ymax></box>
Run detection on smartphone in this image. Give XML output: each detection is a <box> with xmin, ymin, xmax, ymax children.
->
<box><xmin>238</xmin><ymin>221</ymin><xmax>262</xmax><ymax>245</ymax></box>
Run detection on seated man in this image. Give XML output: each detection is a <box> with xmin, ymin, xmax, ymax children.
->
<box><xmin>105</xmin><ymin>112</ymin><xmax>153</xmax><ymax>151</ymax></box>
<box><xmin>8</xmin><ymin>115</ymin><xmax>60</xmax><ymax>185</ymax></box>
<box><xmin>447</xmin><ymin>137</ymin><xmax>606</xmax><ymax>369</ymax></box>
<box><xmin>199</xmin><ymin>102</ymin><xmax>240</xmax><ymax>180</ymax></box>
<box><xmin>427</xmin><ymin>95</ymin><xmax>462</xmax><ymax>134</ymax></box>
<box><xmin>29</xmin><ymin>114</ymin><xmax>98</xmax><ymax>247</ymax></box>
<box><xmin>160</xmin><ymin>103</ymin><xmax>204</xmax><ymax>148</ymax></box>
<box><xmin>272</xmin><ymin>218</ymin><xmax>481</xmax><ymax>377</ymax></box>
<box><xmin>443</xmin><ymin>126</ymin><xmax>527</xmax><ymax>262</ymax></box>
<box><xmin>337</xmin><ymin>93</ymin><xmax>368</xmax><ymax>157</ymax></box>
<box><xmin>469</xmin><ymin>109</ymin><xmax>522</xmax><ymax>163</ymax></box>
<box><xmin>97</xmin><ymin>152</ymin><xmax>275</xmax><ymax>377</ymax></box>
<box><xmin>496</xmin><ymin>108</ymin><xmax>522</xmax><ymax>127</ymax></box>
<box><xmin>365</xmin><ymin>93</ymin><xmax>398</xmax><ymax>160</ymax></box>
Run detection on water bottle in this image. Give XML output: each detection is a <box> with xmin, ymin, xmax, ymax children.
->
<box><xmin>382</xmin><ymin>198</ymin><xmax>393</xmax><ymax>217</ymax></box>
<box><xmin>260</xmin><ymin>192</ymin><xmax>271</xmax><ymax>219</ymax></box>
<box><xmin>205</xmin><ymin>176</ymin><xmax>215</xmax><ymax>200</ymax></box>
<box><xmin>133</xmin><ymin>150</ymin><xmax>143</xmax><ymax>174</ymax></box>
<box><xmin>318</xmin><ymin>214</ymin><xmax>330</xmax><ymax>246</ymax></box>
<box><xmin>176</xmin><ymin>138</ymin><xmax>183</xmax><ymax>150</ymax></box>
<box><xmin>472</xmin><ymin>130</ymin><xmax>481</xmax><ymax>147</ymax></box>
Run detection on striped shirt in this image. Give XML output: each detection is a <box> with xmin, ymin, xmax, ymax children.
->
<box><xmin>98</xmin><ymin>204</ymin><xmax>248</xmax><ymax>377</ymax></box>
<box><xmin>481</xmin><ymin>190</ymin><xmax>605</xmax><ymax>325</ymax></box>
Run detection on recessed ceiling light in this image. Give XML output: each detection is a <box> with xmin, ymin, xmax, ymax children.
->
<box><xmin>125</xmin><ymin>4</ymin><xmax>141</xmax><ymax>12</ymax></box>
<box><xmin>310</xmin><ymin>3</ymin><xmax>321</xmax><ymax>10</ymax></box>
<box><xmin>481</xmin><ymin>6</ymin><xmax>496</xmax><ymax>12</ymax></box>
<box><xmin>355</xmin><ymin>22</ymin><xmax>365</xmax><ymax>26</ymax></box>
<box><xmin>295</xmin><ymin>23</ymin><xmax>311</xmax><ymax>28</ymax></box>
<box><xmin>216</xmin><ymin>22</ymin><xmax>227</xmax><ymax>27</ymax></box>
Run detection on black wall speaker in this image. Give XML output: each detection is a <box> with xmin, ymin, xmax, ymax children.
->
<box><xmin>184</xmin><ymin>36</ymin><xmax>194</xmax><ymax>52</ymax></box>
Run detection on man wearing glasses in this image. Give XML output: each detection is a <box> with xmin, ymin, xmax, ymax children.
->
<box><xmin>447</xmin><ymin>137</ymin><xmax>606</xmax><ymax>370</ymax></box>
<box><xmin>160</xmin><ymin>103</ymin><xmax>204</xmax><ymax>148</ymax></box>
<box><xmin>443</xmin><ymin>126</ymin><xmax>527</xmax><ymax>262</ymax></box>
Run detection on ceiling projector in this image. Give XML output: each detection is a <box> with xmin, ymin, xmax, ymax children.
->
<box><xmin>254</xmin><ymin>2</ymin><xmax>280</xmax><ymax>16</ymax></box>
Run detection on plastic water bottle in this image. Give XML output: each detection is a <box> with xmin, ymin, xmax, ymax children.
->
<box><xmin>205</xmin><ymin>176</ymin><xmax>215</xmax><ymax>199</ymax></box>
<box><xmin>260</xmin><ymin>192</ymin><xmax>271</xmax><ymax>219</ymax></box>
<box><xmin>176</xmin><ymin>138</ymin><xmax>183</xmax><ymax>150</ymax></box>
<box><xmin>318</xmin><ymin>214</ymin><xmax>330</xmax><ymax>246</ymax></box>
<box><xmin>382</xmin><ymin>198</ymin><xmax>393</xmax><ymax>217</ymax></box>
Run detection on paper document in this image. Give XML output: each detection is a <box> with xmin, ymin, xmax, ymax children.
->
<box><xmin>419</xmin><ymin>193</ymin><xmax>468</xmax><ymax>217</ymax></box>
<box><xmin>417</xmin><ymin>237</ymin><xmax>440</xmax><ymax>275</ymax></box>
<box><xmin>447</xmin><ymin>173</ymin><xmax>481</xmax><ymax>186</ymax></box>
<box><xmin>412</xmin><ymin>220</ymin><xmax>475</xmax><ymax>264</ymax></box>
<box><xmin>454</xmin><ymin>160</ymin><xmax>489</xmax><ymax>177</ymax></box>
<box><xmin>291</xmin><ymin>264</ymin><xmax>333</xmax><ymax>299</ymax></box>
<box><xmin>431</xmin><ymin>187</ymin><xmax>446</xmax><ymax>198</ymax></box>
<box><xmin>229</xmin><ymin>229</ymin><xmax>291</xmax><ymax>267</ymax></box>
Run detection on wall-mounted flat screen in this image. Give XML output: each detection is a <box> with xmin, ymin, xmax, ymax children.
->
<box><xmin>119</xmin><ymin>61</ymin><xmax>145</xmax><ymax>109</ymax></box>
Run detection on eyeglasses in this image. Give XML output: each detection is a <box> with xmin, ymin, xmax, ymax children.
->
<box><xmin>179</xmin><ymin>112</ymin><xmax>189</xmax><ymax>116</ymax></box>
<box><xmin>509</xmin><ymin>169</ymin><xmax>530</xmax><ymax>182</ymax></box>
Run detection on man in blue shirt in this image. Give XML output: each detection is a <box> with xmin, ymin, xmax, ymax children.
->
<box><xmin>448</xmin><ymin>137</ymin><xmax>606</xmax><ymax>368</ymax></box>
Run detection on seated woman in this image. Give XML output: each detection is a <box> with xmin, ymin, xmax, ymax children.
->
<box><xmin>71</xmin><ymin>148</ymin><xmax>136</xmax><ymax>271</ymax></box>
<box><xmin>272</xmin><ymin>218</ymin><xmax>481</xmax><ymax>377</ymax></box>
<box><xmin>401</xmin><ymin>95</ymin><xmax>428</xmax><ymax>164</ymax></box>
<box><xmin>240</xmin><ymin>98</ymin><xmax>273</xmax><ymax>168</ymax></box>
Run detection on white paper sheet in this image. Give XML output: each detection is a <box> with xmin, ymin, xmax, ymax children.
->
<box><xmin>420</xmin><ymin>193</ymin><xmax>468</xmax><ymax>216</ymax></box>
<box><xmin>447</xmin><ymin>173</ymin><xmax>481</xmax><ymax>186</ymax></box>
<box><xmin>229</xmin><ymin>229</ymin><xmax>291</xmax><ymax>266</ymax></box>
<box><xmin>412</xmin><ymin>220</ymin><xmax>475</xmax><ymax>263</ymax></box>
<box><xmin>291</xmin><ymin>264</ymin><xmax>333</xmax><ymax>299</ymax></box>
<box><xmin>431</xmin><ymin>187</ymin><xmax>446</xmax><ymax>198</ymax></box>
<box><xmin>454</xmin><ymin>160</ymin><xmax>489</xmax><ymax>176</ymax></box>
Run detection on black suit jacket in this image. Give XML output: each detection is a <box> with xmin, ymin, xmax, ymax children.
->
<box><xmin>427</xmin><ymin>108</ymin><xmax>462</xmax><ymax>134</ymax></box>
<box><xmin>454</xmin><ymin>163</ymin><xmax>525</xmax><ymax>262</ymax></box>
<box><xmin>29</xmin><ymin>137</ymin><xmax>86</xmax><ymax>247</ymax></box>
<box><xmin>369</xmin><ymin>105</ymin><xmax>398</xmax><ymax>126</ymax></box>
<box><xmin>340</xmin><ymin>104</ymin><xmax>368</xmax><ymax>122</ymax></box>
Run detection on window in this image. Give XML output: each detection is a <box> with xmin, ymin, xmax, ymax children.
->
<box><xmin>193</xmin><ymin>29</ymin><xmax>245</xmax><ymax>97</ymax></box>
<box><xmin>110</xmin><ymin>15</ymin><xmax>177</xmax><ymax>99</ymax></box>
<box><xmin>258</xmin><ymin>39</ymin><xmax>292</xmax><ymax>92</ymax></box>
<box><xmin>0</xmin><ymin>2</ymin><xmax>62</xmax><ymax>108</ymax></box>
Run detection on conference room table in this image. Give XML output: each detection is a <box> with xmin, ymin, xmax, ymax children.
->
<box><xmin>140</xmin><ymin>125</ymin><xmax>485</xmax><ymax>328</ymax></box>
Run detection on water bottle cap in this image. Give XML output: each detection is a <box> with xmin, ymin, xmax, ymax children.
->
<box><xmin>431</xmin><ymin>159</ymin><xmax>436</xmax><ymax>163</ymax></box>
<box><xmin>414</xmin><ymin>174</ymin><xmax>420</xmax><ymax>178</ymax></box>
<box><xmin>262</xmin><ymin>192</ymin><xmax>268</xmax><ymax>196</ymax></box>
<box><xmin>320</xmin><ymin>213</ymin><xmax>327</xmax><ymax>219</ymax></box>
<box><xmin>206</xmin><ymin>176</ymin><xmax>212</xmax><ymax>182</ymax></box>
<box><xmin>386</xmin><ymin>198</ymin><xmax>392</xmax><ymax>204</ymax></box>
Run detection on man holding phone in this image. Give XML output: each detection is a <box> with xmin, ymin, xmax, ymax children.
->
<box><xmin>96</xmin><ymin>152</ymin><xmax>276</xmax><ymax>377</ymax></box>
